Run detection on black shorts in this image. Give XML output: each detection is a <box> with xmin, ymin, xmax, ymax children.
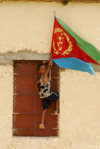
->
<box><xmin>41</xmin><ymin>92</ymin><xmax>59</xmax><ymax>110</ymax></box>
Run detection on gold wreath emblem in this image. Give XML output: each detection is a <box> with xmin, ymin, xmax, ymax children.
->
<box><xmin>53</xmin><ymin>27</ymin><xmax>73</xmax><ymax>56</ymax></box>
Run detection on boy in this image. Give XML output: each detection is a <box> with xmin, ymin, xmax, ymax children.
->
<box><xmin>35</xmin><ymin>59</ymin><xmax>59</xmax><ymax>129</ymax></box>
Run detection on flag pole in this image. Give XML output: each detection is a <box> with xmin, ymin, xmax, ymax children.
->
<box><xmin>49</xmin><ymin>11</ymin><xmax>56</xmax><ymax>81</ymax></box>
<box><xmin>50</xmin><ymin>11</ymin><xmax>56</xmax><ymax>60</ymax></box>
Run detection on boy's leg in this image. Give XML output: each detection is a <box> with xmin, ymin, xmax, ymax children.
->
<box><xmin>39</xmin><ymin>109</ymin><xmax>47</xmax><ymax>129</ymax></box>
<box><xmin>41</xmin><ymin>109</ymin><xmax>47</xmax><ymax>124</ymax></box>
<box><xmin>47</xmin><ymin>92</ymin><xmax>59</xmax><ymax>115</ymax></box>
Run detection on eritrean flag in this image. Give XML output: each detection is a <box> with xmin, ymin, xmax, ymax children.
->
<box><xmin>51</xmin><ymin>17</ymin><xmax>100</xmax><ymax>75</ymax></box>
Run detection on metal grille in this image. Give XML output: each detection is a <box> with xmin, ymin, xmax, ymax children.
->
<box><xmin>13</xmin><ymin>60</ymin><xmax>59</xmax><ymax>137</ymax></box>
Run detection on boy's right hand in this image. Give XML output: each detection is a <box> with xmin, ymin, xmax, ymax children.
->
<box><xmin>49</xmin><ymin>59</ymin><xmax>53</xmax><ymax>66</ymax></box>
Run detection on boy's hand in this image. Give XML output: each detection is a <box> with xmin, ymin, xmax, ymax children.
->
<box><xmin>49</xmin><ymin>53</ymin><xmax>53</xmax><ymax>66</ymax></box>
<box><xmin>35</xmin><ymin>80</ymin><xmax>40</xmax><ymax>96</ymax></box>
<box><xmin>49</xmin><ymin>59</ymin><xmax>53</xmax><ymax>66</ymax></box>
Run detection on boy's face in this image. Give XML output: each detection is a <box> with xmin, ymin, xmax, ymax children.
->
<box><xmin>38</xmin><ymin>65</ymin><xmax>46</xmax><ymax>74</ymax></box>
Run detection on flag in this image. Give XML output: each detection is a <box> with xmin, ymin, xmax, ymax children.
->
<box><xmin>53</xmin><ymin>58</ymin><xmax>94</xmax><ymax>75</ymax></box>
<box><xmin>51</xmin><ymin>17</ymin><xmax>100</xmax><ymax>75</ymax></box>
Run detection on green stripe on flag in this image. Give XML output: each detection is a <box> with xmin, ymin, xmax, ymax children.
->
<box><xmin>56</xmin><ymin>17</ymin><xmax>100</xmax><ymax>64</ymax></box>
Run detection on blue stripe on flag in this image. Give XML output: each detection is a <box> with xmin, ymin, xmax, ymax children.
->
<box><xmin>52</xmin><ymin>57</ymin><xmax>94</xmax><ymax>75</ymax></box>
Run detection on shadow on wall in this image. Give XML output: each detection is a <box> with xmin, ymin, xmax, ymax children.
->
<box><xmin>0</xmin><ymin>51</ymin><xmax>100</xmax><ymax>72</ymax></box>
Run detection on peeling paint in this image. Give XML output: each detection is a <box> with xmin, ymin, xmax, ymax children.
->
<box><xmin>0</xmin><ymin>51</ymin><xmax>49</xmax><ymax>64</ymax></box>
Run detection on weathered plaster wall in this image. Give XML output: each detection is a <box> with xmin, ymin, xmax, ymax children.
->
<box><xmin>0</xmin><ymin>2</ymin><xmax>100</xmax><ymax>54</ymax></box>
<box><xmin>0</xmin><ymin>2</ymin><xmax>100</xmax><ymax>149</ymax></box>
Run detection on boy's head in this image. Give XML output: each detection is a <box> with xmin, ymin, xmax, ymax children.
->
<box><xmin>37</xmin><ymin>63</ymin><xmax>46</xmax><ymax>74</ymax></box>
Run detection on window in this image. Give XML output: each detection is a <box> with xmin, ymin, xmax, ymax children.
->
<box><xmin>13</xmin><ymin>60</ymin><xmax>59</xmax><ymax>137</ymax></box>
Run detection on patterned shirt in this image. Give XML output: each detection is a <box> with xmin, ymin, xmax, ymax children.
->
<box><xmin>39</xmin><ymin>75</ymin><xmax>51</xmax><ymax>98</ymax></box>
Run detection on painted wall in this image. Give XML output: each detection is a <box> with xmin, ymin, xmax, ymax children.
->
<box><xmin>0</xmin><ymin>1</ymin><xmax>100</xmax><ymax>149</ymax></box>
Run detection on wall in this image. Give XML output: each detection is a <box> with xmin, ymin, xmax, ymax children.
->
<box><xmin>0</xmin><ymin>1</ymin><xmax>100</xmax><ymax>149</ymax></box>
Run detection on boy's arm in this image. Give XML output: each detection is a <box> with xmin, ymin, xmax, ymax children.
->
<box><xmin>45</xmin><ymin>57</ymin><xmax>53</xmax><ymax>75</ymax></box>
<box><xmin>35</xmin><ymin>80</ymin><xmax>40</xmax><ymax>95</ymax></box>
